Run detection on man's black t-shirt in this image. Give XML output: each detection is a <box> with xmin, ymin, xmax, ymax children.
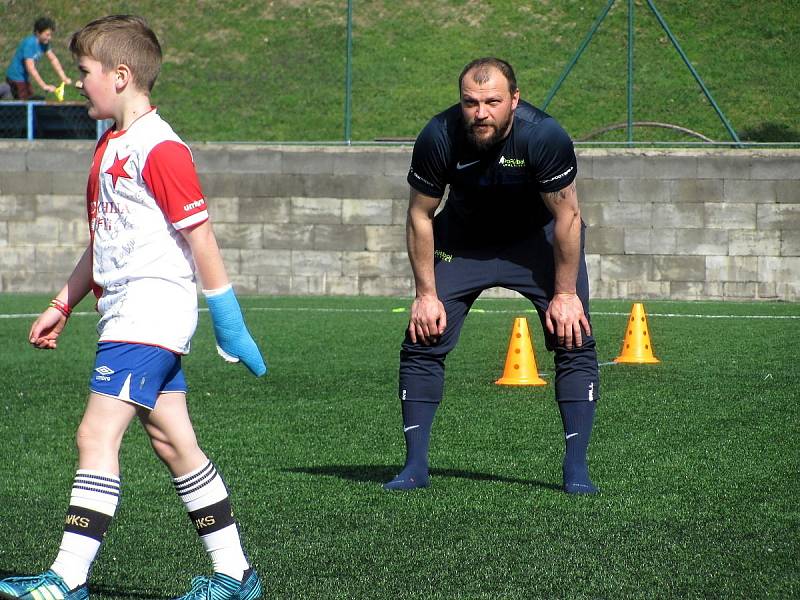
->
<box><xmin>407</xmin><ymin>100</ymin><xmax>577</xmax><ymax>249</ymax></box>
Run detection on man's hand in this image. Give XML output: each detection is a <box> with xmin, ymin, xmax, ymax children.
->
<box><xmin>29</xmin><ymin>308</ymin><xmax>67</xmax><ymax>350</ymax></box>
<box><xmin>408</xmin><ymin>294</ymin><xmax>446</xmax><ymax>346</ymax></box>
<box><xmin>545</xmin><ymin>292</ymin><xmax>591</xmax><ymax>350</ymax></box>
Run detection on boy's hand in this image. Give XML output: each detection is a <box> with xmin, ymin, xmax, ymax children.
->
<box><xmin>204</xmin><ymin>286</ymin><xmax>267</xmax><ymax>377</ymax></box>
<box><xmin>29</xmin><ymin>308</ymin><xmax>68</xmax><ymax>350</ymax></box>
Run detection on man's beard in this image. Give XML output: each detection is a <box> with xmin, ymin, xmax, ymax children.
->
<box><xmin>465</xmin><ymin>113</ymin><xmax>513</xmax><ymax>151</ymax></box>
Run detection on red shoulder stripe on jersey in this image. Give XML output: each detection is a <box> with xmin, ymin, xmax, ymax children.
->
<box><xmin>142</xmin><ymin>140</ymin><xmax>208</xmax><ymax>226</ymax></box>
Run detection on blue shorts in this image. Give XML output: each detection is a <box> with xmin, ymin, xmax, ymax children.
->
<box><xmin>90</xmin><ymin>342</ymin><xmax>187</xmax><ymax>410</ymax></box>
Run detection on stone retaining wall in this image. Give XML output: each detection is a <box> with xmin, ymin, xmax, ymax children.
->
<box><xmin>1</xmin><ymin>142</ymin><xmax>797</xmax><ymax>300</ymax></box>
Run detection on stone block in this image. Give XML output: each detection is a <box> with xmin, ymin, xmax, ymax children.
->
<box><xmin>239</xmin><ymin>249</ymin><xmax>291</xmax><ymax>275</ymax></box>
<box><xmin>238</xmin><ymin>197</ymin><xmax>291</xmax><ymax>224</ymax></box>
<box><xmin>9</xmin><ymin>217</ymin><xmax>63</xmax><ymax>245</ymax></box>
<box><xmin>597</xmin><ymin>202</ymin><xmax>653</xmax><ymax>227</ymax></box>
<box><xmin>618</xmin><ymin>280</ymin><xmax>670</xmax><ymax>299</ymax></box>
<box><xmin>35</xmin><ymin>246</ymin><xmax>84</xmax><ymax>272</ymax></box>
<box><xmin>577</xmin><ymin>179</ymin><xmax>619</xmax><ymax>204</ymax></box>
<box><xmin>291</xmin><ymin>250</ymin><xmax>342</xmax><ymax>276</ymax></box>
<box><xmin>190</xmin><ymin>146</ymin><xmax>230</xmax><ymax>172</ymax></box>
<box><xmin>342</xmin><ymin>199</ymin><xmax>393</xmax><ymax>224</ymax></box>
<box><xmin>590</xmin><ymin>279</ymin><xmax>618</xmax><ymax>299</ymax></box>
<box><xmin>576</xmin><ymin>155</ymin><xmax>593</xmax><ymax>179</ymax></box>
<box><xmin>35</xmin><ymin>195</ymin><xmax>85</xmax><ymax>220</ymax></box>
<box><xmin>651</xmin><ymin>256</ymin><xmax>705</xmax><ymax>281</ymax></box>
<box><xmin>586</xmin><ymin>226</ymin><xmax>624</xmax><ymax>254</ymax></box>
<box><xmin>365</xmin><ymin>225</ymin><xmax>405</xmax><ymax>252</ymax></box>
<box><xmin>750</xmin><ymin>156</ymin><xmax>800</xmax><ymax>180</ymax></box>
<box><xmin>0</xmin><ymin>247</ymin><xmax>35</xmax><ymax>269</ymax></box>
<box><xmin>360</xmin><ymin>275</ymin><xmax>413</xmax><ymax>296</ymax></box>
<box><xmin>342</xmin><ymin>251</ymin><xmax>396</xmax><ymax>277</ymax></box>
<box><xmin>333</xmin><ymin>152</ymin><xmax>385</xmax><ymax>176</ymax></box>
<box><xmin>383</xmin><ymin>150</ymin><xmax>413</xmax><ymax>176</ymax></box>
<box><xmin>0</xmin><ymin>171</ymin><xmax>53</xmax><ymax>194</ymax></box>
<box><xmin>291</xmin><ymin>197</ymin><xmax>342</xmax><ymax>224</ymax></box>
<box><xmin>600</xmin><ymin>255</ymin><xmax>650</xmax><ymax>280</ymax></box>
<box><xmin>254</xmin><ymin>275</ymin><xmax>291</xmax><ymax>295</ymax></box>
<box><xmin>285</xmin><ymin>274</ymin><xmax>326</xmax><ymax>295</ymax></box>
<box><xmin>281</xmin><ymin>150</ymin><xmax>334</xmax><ymax>175</ymax></box>
<box><xmin>776</xmin><ymin>180</ymin><xmax>800</xmax><ymax>204</ymax></box>
<box><xmin>325</xmin><ymin>275</ymin><xmax>360</xmax><ymax>295</ymax></box>
<box><xmin>723</xmin><ymin>179</ymin><xmax>776</xmax><ymax>203</ymax></box>
<box><xmin>757</xmin><ymin>204</ymin><xmax>800</xmax><ymax>230</ymax></box>
<box><xmin>26</xmin><ymin>147</ymin><xmax>89</xmax><ymax>172</ymax></box>
<box><xmin>0</xmin><ymin>195</ymin><xmax>35</xmax><ymax>220</ymax></box>
<box><xmin>58</xmin><ymin>219</ymin><xmax>90</xmax><ymax>245</ymax></box>
<box><xmin>228</xmin><ymin>275</ymin><xmax>259</xmax><ymax>294</ymax></box>
<box><xmin>55</xmin><ymin>171</ymin><xmax>88</xmax><ymax>196</ymax></box>
<box><xmin>358</xmin><ymin>175</ymin><xmax>409</xmax><ymax>200</ymax></box>
<box><xmin>756</xmin><ymin>282</ymin><xmax>779</xmax><ymax>299</ymax></box>
<box><xmin>669</xmin><ymin>280</ymin><xmax>706</xmax><ymax>300</ymax></box>
<box><xmin>781</xmin><ymin>230</ymin><xmax>800</xmax><ymax>256</ymax></box>
<box><xmin>703</xmin><ymin>281</ymin><xmax>724</xmax><ymax>299</ymax></box>
<box><xmin>643</xmin><ymin>155</ymin><xmax>698</xmax><ymax>179</ymax></box>
<box><xmin>591</xmin><ymin>154</ymin><xmax>646</xmax><ymax>179</ymax></box>
<box><xmin>2</xmin><ymin>271</ymin><xmax>65</xmax><ymax>293</ymax></box>
<box><xmin>313</xmin><ymin>224</ymin><xmax>366</xmax><ymax>251</ymax></box>
<box><xmin>206</xmin><ymin>197</ymin><xmax>239</xmax><ymax>223</ymax></box>
<box><xmin>706</xmin><ymin>256</ymin><xmax>758</xmax><ymax>282</ymax></box>
<box><xmin>674</xmin><ymin>229</ymin><xmax>729</xmax><ymax>255</ymax></box>
<box><xmin>704</xmin><ymin>203</ymin><xmax>756</xmax><ymax>229</ymax></box>
<box><xmin>0</xmin><ymin>222</ymin><xmax>6</xmax><ymax>246</ymax></box>
<box><xmin>775</xmin><ymin>281</ymin><xmax>800</xmax><ymax>301</ymax></box>
<box><xmin>213</xmin><ymin>223</ymin><xmax>263</xmax><ymax>249</ymax></box>
<box><xmin>723</xmin><ymin>282</ymin><xmax>758</xmax><ymax>298</ymax></box>
<box><xmin>482</xmin><ymin>287</ymin><xmax>525</xmax><ymax>299</ymax></box>
<box><xmin>226</xmin><ymin>149</ymin><xmax>282</xmax><ymax>173</ymax></box>
<box><xmin>0</xmin><ymin>149</ymin><xmax>26</xmax><ymax>170</ymax></box>
<box><xmin>263</xmin><ymin>224</ymin><xmax>314</xmax><ymax>249</ymax></box>
<box><xmin>652</xmin><ymin>203</ymin><xmax>704</xmax><ymax>228</ymax></box>
<box><xmin>697</xmin><ymin>155</ymin><xmax>751</xmax><ymax>179</ymax></box>
<box><xmin>624</xmin><ymin>228</ymin><xmax>676</xmax><ymax>255</ymax></box>
<box><xmin>728</xmin><ymin>230</ymin><xmax>781</xmax><ymax>256</ymax></box>
<box><xmin>619</xmin><ymin>179</ymin><xmax>670</xmax><ymax>204</ymax></box>
<box><xmin>220</xmin><ymin>248</ymin><xmax>241</xmax><ymax>275</ymax></box>
<box><xmin>669</xmin><ymin>179</ymin><xmax>723</xmax><ymax>203</ymax></box>
<box><xmin>759</xmin><ymin>256</ymin><xmax>800</xmax><ymax>284</ymax></box>
<box><xmin>392</xmin><ymin>198</ymin><xmax>408</xmax><ymax>224</ymax></box>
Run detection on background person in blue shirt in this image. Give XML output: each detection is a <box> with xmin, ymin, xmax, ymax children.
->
<box><xmin>1</xmin><ymin>17</ymin><xmax>72</xmax><ymax>100</ymax></box>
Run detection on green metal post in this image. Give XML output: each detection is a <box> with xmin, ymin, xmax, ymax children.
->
<box><xmin>645</xmin><ymin>0</ymin><xmax>741</xmax><ymax>145</ymax></box>
<box><xmin>542</xmin><ymin>0</ymin><xmax>616</xmax><ymax>110</ymax></box>
<box><xmin>627</xmin><ymin>0</ymin><xmax>634</xmax><ymax>144</ymax></box>
<box><xmin>344</xmin><ymin>0</ymin><xmax>353</xmax><ymax>144</ymax></box>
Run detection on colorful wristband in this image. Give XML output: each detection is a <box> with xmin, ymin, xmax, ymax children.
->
<box><xmin>49</xmin><ymin>298</ymin><xmax>72</xmax><ymax>318</ymax></box>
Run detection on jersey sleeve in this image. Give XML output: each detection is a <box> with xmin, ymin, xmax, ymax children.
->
<box><xmin>407</xmin><ymin>116</ymin><xmax>451</xmax><ymax>198</ymax></box>
<box><xmin>142</xmin><ymin>140</ymin><xmax>209</xmax><ymax>230</ymax></box>
<box><xmin>22</xmin><ymin>37</ymin><xmax>42</xmax><ymax>60</ymax></box>
<box><xmin>527</xmin><ymin>118</ymin><xmax>578</xmax><ymax>193</ymax></box>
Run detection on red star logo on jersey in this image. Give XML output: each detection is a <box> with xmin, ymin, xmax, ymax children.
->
<box><xmin>105</xmin><ymin>152</ymin><xmax>133</xmax><ymax>188</ymax></box>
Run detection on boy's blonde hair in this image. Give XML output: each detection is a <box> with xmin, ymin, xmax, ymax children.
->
<box><xmin>70</xmin><ymin>15</ymin><xmax>162</xmax><ymax>92</ymax></box>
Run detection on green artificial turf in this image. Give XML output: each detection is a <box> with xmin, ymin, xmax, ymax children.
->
<box><xmin>0</xmin><ymin>294</ymin><xmax>797</xmax><ymax>598</ymax></box>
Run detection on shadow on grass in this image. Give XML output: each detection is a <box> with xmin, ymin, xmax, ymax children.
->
<box><xmin>285</xmin><ymin>464</ymin><xmax>562</xmax><ymax>491</ymax></box>
<box><xmin>0</xmin><ymin>572</ymin><xmax>166</xmax><ymax>600</ymax></box>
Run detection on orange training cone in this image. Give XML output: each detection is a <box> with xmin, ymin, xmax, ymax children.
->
<box><xmin>495</xmin><ymin>317</ymin><xmax>547</xmax><ymax>386</ymax></box>
<box><xmin>614</xmin><ymin>303</ymin><xmax>660</xmax><ymax>364</ymax></box>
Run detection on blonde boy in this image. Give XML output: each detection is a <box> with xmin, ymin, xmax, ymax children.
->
<box><xmin>0</xmin><ymin>15</ymin><xmax>265</xmax><ymax>600</ymax></box>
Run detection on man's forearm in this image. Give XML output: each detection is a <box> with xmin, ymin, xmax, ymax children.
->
<box><xmin>407</xmin><ymin>214</ymin><xmax>437</xmax><ymax>297</ymax></box>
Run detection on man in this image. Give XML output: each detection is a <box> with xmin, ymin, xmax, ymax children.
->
<box><xmin>384</xmin><ymin>57</ymin><xmax>599</xmax><ymax>494</ymax></box>
<box><xmin>3</xmin><ymin>17</ymin><xmax>72</xmax><ymax>100</ymax></box>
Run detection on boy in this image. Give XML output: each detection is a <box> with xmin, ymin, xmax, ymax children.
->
<box><xmin>0</xmin><ymin>15</ymin><xmax>266</xmax><ymax>600</ymax></box>
<box><xmin>3</xmin><ymin>16</ymin><xmax>72</xmax><ymax>99</ymax></box>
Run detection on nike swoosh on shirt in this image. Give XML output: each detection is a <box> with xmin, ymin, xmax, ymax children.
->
<box><xmin>455</xmin><ymin>160</ymin><xmax>480</xmax><ymax>170</ymax></box>
<box><xmin>404</xmin><ymin>425</ymin><xmax>420</xmax><ymax>432</ymax></box>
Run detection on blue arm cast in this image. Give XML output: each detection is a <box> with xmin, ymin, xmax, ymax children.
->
<box><xmin>205</xmin><ymin>286</ymin><xmax>267</xmax><ymax>377</ymax></box>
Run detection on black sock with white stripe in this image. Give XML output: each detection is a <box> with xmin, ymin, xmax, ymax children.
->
<box><xmin>51</xmin><ymin>470</ymin><xmax>121</xmax><ymax>589</ymax></box>
<box><xmin>173</xmin><ymin>460</ymin><xmax>249</xmax><ymax>581</ymax></box>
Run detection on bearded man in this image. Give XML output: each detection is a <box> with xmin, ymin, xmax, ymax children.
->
<box><xmin>385</xmin><ymin>57</ymin><xmax>600</xmax><ymax>495</ymax></box>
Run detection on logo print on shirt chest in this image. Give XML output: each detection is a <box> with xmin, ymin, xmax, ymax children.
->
<box><xmin>105</xmin><ymin>152</ymin><xmax>133</xmax><ymax>188</ymax></box>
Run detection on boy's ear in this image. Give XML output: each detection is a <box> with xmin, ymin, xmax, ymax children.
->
<box><xmin>114</xmin><ymin>64</ymin><xmax>133</xmax><ymax>91</ymax></box>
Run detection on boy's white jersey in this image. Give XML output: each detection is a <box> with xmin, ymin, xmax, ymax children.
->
<box><xmin>86</xmin><ymin>109</ymin><xmax>209</xmax><ymax>354</ymax></box>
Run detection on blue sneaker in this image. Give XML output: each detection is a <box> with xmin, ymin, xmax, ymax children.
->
<box><xmin>0</xmin><ymin>570</ymin><xmax>88</xmax><ymax>600</ymax></box>
<box><xmin>173</xmin><ymin>569</ymin><xmax>262</xmax><ymax>600</ymax></box>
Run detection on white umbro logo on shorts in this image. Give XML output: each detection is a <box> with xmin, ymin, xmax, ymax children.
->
<box><xmin>95</xmin><ymin>365</ymin><xmax>115</xmax><ymax>376</ymax></box>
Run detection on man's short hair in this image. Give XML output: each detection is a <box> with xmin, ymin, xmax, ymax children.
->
<box><xmin>34</xmin><ymin>17</ymin><xmax>56</xmax><ymax>34</ymax></box>
<box><xmin>69</xmin><ymin>15</ymin><xmax>162</xmax><ymax>92</ymax></box>
<box><xmin>459</xmin><ymin>57</ymin><xmax>518</xmax><ymax>95</ymax></box>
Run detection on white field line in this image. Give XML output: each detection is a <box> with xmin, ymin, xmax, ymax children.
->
<box><xmin>0</xmin><ymin>307</ymin><xmax>797</xmax><ymax>319</ymax></box>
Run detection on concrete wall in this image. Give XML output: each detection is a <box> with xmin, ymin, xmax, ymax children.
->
<box><xmin>1</xmin><ymin>141</ymin><xmax>797</xmax><ymax>301</ymax></box>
